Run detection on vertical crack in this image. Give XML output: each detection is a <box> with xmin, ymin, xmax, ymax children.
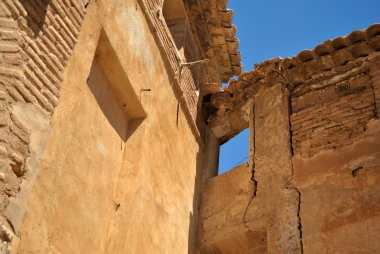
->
<box><xmin>242</xmin><ymin>196</ymin><xmax>253</xmax><ymax>230</ymax></box>
<box><xmin>287</xmin><ymin>89</ymin><xmax>295</xmax><ymax>157</ymax></box>
<box><xmin>250</xmin><ymin>101</ymin><xmax>257</xmax><ymax>198</ymax></box>
<box><xmin>251</xmin><ymin>168</ymin><xmax>258</xmax><ymax>198</ymax></box>
<box><xmin>295</xmin><ymin>188</ymin><xmax>304</xmax><ymax>254</ymax></box>
<box><xmin>288</xmin><ymin>91</ymin><xmax>304</xmax><ymax>253</ymax></box>
<box><xmin>368</xmin><ymin>68</ymin><xmax>379</xmax><ymax>119</ymax></box>
<box><xmin>243</xmin><ymin>165</ymin><xmax>257</xmax><ymax>230</ymax></box>
<box><xmin>244</xmin><ymin>100</ymin><xmax>257</xmax><ymax>230</ymax></box>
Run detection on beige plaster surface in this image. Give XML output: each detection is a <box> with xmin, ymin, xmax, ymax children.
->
<box><xmin>200</xmin><ymin>164</ymin><xmax>267</xmax><ymax>254</ymax></box>
<box><xmin>17</xmin><ymin>1</ymin><xmax>203</xmax><ymax>253</ymax></box>
<box><xmin>293</xmin><ymin>119</ymin><xmax>380</xmax><ymax>254</ymax></box>
<box><xmin>253</xmin><ymin>85</ymin><xmax>302</xmax><ymax>254</ymax></box>
<box><xmin>5</xmin><ymin>103</ymin><xmax>51</xmax><ymax>235</ymax></box>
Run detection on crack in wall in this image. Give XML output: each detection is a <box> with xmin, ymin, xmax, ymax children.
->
<box><xmin>369</xmin><ymin>68</ymin><xmax>379</xmax><ymax>118</ymax></box>
<box><xmin>251</xmin><ymin>171</ymin><xmax>258</xmax><ymax>198</ymax></box>
<box><xmin>242</xmin><ymin>185</ymin><xmax>254</xmax><ymax>230</ymax></box>
<box><xmin>243</xmin><ymin>101</ymin><xmax>257</xmax><ymax>230</ymax></box>
<box><xmin>288</xmin><ymin>91</ymin><xmax>304</xmax><ymax>254</ymax></box>
<box><xmin>242</xmin><ymin>168</ymin><xmax>258</xmax><ymax>230</ymax></box>
<box><xmin>251</xmin><ymin>102</ymin><xmax>258</xmax><ymax>198</ymax></box>
<box><xmin>242</xmin><ymin>209</ymin><xmax>252</xmax><ymax>232</ymax></box>
<box><xmin>295</xmin><ymin>187</ymin><xmax>304</xmax><ymax>254</ymax></box>
<box><xmin>201</xmin><ymin>201</ymin><xmax>230</xmax><ymax>224</ymax></box>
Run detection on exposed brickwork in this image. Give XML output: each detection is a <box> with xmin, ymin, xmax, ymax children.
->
<box><xmin>206</xmin><ymin>24</ymin><xmax>380</xmax><ymax>145</ymax></box>
<box><xmin>369</xmin><ymin>59</ymin><xmax>380</xmax><ymax>116</ymax></box>
<box><xmin>202</xmin><ymin>23</ymin><xmax>380</xmax><ymax>254</ymax></box>
<box><xmin>291</xmin><ymin>73</ymin><xmax>376</xmax><ymax>157</ymax></box>
<box><xmin>0</xmin><ymin>0</ymin><xmax>88</xmax><ymax>249</ymax></box>
<box><xmin>0</xmin><ymin>0</ymin><xmax>27</xmax><ymax>197</ymax></box>
<box><xmin>2</xmin><ymin>0</ymin><xmax>88</xmax><ymax>114</ymax></box>
<box><xmin>0</xmin><ymin>4</ymin><xmax>29</xmax><ymax>251</ymax></box>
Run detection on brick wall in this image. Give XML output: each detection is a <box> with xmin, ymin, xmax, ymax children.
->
<box><xmin>204</xmin><ymin>24</ymin><xmax>380</xmax><ymax>254</ymax></box>
<box><xmin>369</xmin><ymin>59</ymin><xmax>380</xmax><ymax>116</ymax></box>
<box><xmin>0</xmin><ymin>0</ymin><xmax>88</xmax><ymax>250</ymax></box>
<box><xmin>206</xmin><ymin>24</ymin><xmax>380</xmax><ymax>145</ymax></box>
<box><xmin>290</xmin><ymin>72</ymin><xmax>377</xmax><ymax>157</ymax></box>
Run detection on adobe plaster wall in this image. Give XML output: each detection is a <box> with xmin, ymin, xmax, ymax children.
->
<box><xmin>290</xmin><ymin>59</ymin><xmax>380</xmax><ymax>253</ymax></box>
<box><xmin>8</xmin><ymin>0</ymin><xmax>203</xmax><ymax>253</ymax></box>
<box><xmin>200</xmin><ymin>164</ymin><xmax>267</xmax><ymax>254</ymax></box>
<box><xmin>293</xmin><ymin>120</ymin><xmax>380</xmax><ymax>253</ymax></box>
<box><xmin>201</xmin><ymin>25</ymin><xmax>380</xmax><ymax>253</ymax></box>
<box><xmin>201</xmin><ymin>84</ymin><xmax>380</xmax><ymax>254</ymax></box>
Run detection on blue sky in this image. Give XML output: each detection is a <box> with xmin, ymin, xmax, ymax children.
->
<box><xmin>218</xmin><ymin>0</ymin><xmax>380</xmax><ymax>174</ymax></box>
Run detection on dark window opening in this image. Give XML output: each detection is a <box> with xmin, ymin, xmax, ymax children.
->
<box><xmin>162</xmin><ymin>0</ymin><xmax>187</xmax><ymax>54</ymax></box>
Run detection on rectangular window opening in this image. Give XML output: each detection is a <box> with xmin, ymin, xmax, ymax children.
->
<box><xmin>218</xmin><ymin>128</ymin><xmax>249</xmax><ymax>175</ymax></box>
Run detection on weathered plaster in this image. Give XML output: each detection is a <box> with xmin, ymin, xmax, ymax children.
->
<box><xmin>16</xmin><ymin>1</ymin><xmax>204</xmax><ymax>253</ymax></box>
<box><xmin>5</xmin><ymin>103</ymin><xmax>50</xmax><ymax>235</ymax></box>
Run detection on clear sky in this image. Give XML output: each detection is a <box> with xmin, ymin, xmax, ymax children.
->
<box><xmin>218</xmin><ymin>0</ymin><xmax>380</xmax><ymax>174</ymax></box>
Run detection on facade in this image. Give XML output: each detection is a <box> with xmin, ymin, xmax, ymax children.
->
<box><xmin>202</xmin><ymin>24</ymin><xmax>380</xmax><ymax>253</ymax></box>
<box><xmin>0</xmin><ymin>0</ymin><xmax>378</xmax><ymax>253</ymax></box>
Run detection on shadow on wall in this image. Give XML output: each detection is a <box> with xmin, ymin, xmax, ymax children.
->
<box><xmin>187</xmin><ymin>151</ymin><xmax>203</xmax><ymax>254</ymax></box>
<box><xmin>87</xmin><ymin>60</ymin><xmax>130</xmax><ymax>141</ymax></box>
<box><xmin>20</xmin><ymin>0</ymin><xmax>52</xmax><ymax>36</ymax></box>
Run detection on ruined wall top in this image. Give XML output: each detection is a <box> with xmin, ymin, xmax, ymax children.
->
<box><xmin>205</xmin><ymin>23</ymin><xmax>380</xmax><ymax>142</ymax></box>
<box><xmin>187</xmin><ymin>0</ymin><xmax>242</xmax><ymax>84</ymax></box>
